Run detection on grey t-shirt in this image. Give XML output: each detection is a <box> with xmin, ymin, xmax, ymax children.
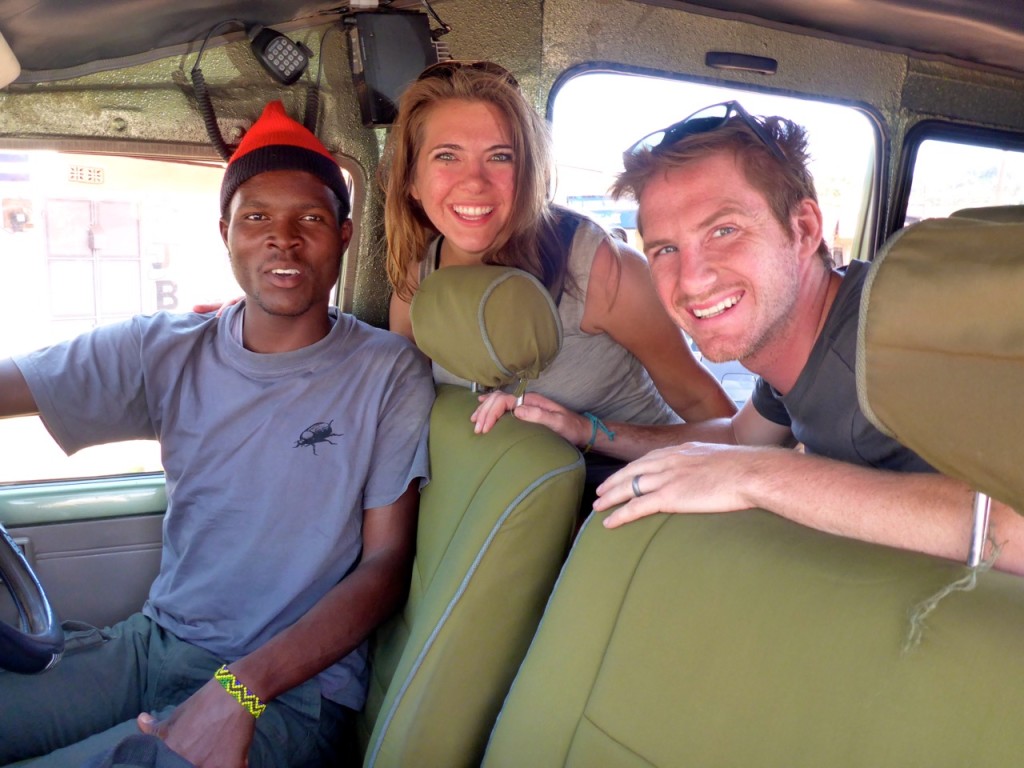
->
<box><xmin>14</xmin><ymin>303</ymin><xmax>434</xmax><ymax>707</ymax></box>
<box><xmin>751</xmin><ymin>260</ymin><xmax>933</xmax><ymax>472</ymax></box>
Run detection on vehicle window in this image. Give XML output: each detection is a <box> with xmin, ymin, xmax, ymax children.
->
<box><xmin>0</xmin><ymin>150</ymin><xmax>345</xmax><ymax>484</ymax></box>
<box><xmin>550</xmin><ymin>71</ymin><xmax>878</xmax><ymax>403</ymax></box>
<box><xmin>903</xmin><ymin>137</ymin><xmax>1024</xmax><ymax>224</ymax></box>
<box><xmin>0</xmin><ymin>151</ymin><xmax>229</xmax><ymax>482</ymax></box>
<box><xmin>685</xmin><ymin>335</ymin><xmax>757</xmax><ymax>408</ymax></box>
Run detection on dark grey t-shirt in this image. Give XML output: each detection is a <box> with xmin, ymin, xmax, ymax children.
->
<box><xmin>751</xmin><ymin>260</ymin><xmax>934</xmax><ymax>472</ymax></box>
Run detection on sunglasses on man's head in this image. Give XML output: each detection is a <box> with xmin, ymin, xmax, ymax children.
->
<box><xmin>417</xmin><ymin>60</ymin><xmax>520</xmax><ymax>89</ymax></box>
<box><xmin>624</xmin><ymin>100</ymin><xmax>786</xmax><ymax>163</ymax></box>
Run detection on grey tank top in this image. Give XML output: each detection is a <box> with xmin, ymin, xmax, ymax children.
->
<box><xmin>421</xmin><ymin>214</ymin><xmax>680</xmax><ymax>426</ymax></box>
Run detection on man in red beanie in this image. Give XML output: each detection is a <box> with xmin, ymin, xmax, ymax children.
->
<box><xmin>0</xmin><ymin>101</ymin><xmax>434</xmax><ymax>767</ymax></box>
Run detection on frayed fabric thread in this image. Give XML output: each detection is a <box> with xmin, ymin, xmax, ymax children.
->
<box><xmin>902</xmin><ymin>536</ymin><xmax>1002</xmax><ymax>654</ymax></box>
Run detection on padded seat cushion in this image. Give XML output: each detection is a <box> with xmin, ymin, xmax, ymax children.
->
<box><xmin>485</xmin><ymin>510</ymin><xmax>1024</xmax><ymax>767</ymax></box>
<box><xmin>951</xmin><ymin>205</ymin><xmax>1024</xmax><ymax>223</ymax></box>
<box><xmin>362</xmin><ymin>385</ymin><xmax>584</xmax><ymax>767</ymax></box>
<box><xmin>410</xmin><ymin>265</ymin><xmax>562</xmax><ymax>391</ymax></box>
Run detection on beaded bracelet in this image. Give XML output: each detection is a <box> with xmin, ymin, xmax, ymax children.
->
<box><xmin>582</xmin><ymin>411</ymin><xmax>615</xmax><ymax>453</ymax></box>
<box><xmin>214</xmin><ymin>664</ymin><xmax>266</xmax><ymax>719</ymax></box>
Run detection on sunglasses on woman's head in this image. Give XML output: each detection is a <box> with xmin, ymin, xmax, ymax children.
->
<box><xmin>417</xmin><ymin>60</ymin><xmax>520</xmax><ymax>89</ymax></box>
<box><xmin>624</xmin><ymin>101</ymin><xmax>786</xmax><ymax>163</ymax></box>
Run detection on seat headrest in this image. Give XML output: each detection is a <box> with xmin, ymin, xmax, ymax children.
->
<box><xmin>951</xmin><ymin>205</ymin><xmax>1024</xmax><ymax>223</ymax></box>
<box><xmin>857</xmin><ymin>217</ymin><xmax>1024</xmax><ymax>514</ymax></box>
<box><xmin>410</xmin><ymin>265</ymin><xmax>562</xmax><ymax>391</ymax></box>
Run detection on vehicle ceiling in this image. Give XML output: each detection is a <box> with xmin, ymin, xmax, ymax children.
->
<box><xmin>2</xmin><ymin>0</ymin><xmax>1023</xmax><ymax>83</ymax></box>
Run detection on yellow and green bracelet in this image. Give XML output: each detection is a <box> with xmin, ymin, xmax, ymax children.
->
<box><xmin>214</xmin><ymin>664</ymin><xmax>266</xmax><ymax>719</ymax></box>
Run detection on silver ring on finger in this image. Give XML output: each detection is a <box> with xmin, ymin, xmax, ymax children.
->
<box><xmin>632</xmin><ymin>473</ymin><xmax>645</xmax><ymax>498</ymax></box>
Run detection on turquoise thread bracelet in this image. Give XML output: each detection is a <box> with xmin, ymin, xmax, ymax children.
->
<box><xmin>582</xmin><ymin>411</ymin><xmax>615</xmax><ymax>453</ymax></box>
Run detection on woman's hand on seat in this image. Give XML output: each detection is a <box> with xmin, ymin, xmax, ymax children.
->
<box><xmin>508</xmin><ymin>392</ymin><xmax>591</xmax><ymax>447</ymax></box>
<box><xmin>471</xmin><ymin>391</ymin><xmax>519</xmax><ymax>434</ymax></box>
<box><xmin>474</xmin><ymin>391</ymin><xmax>593</xmax><ymax>448</ymax></box>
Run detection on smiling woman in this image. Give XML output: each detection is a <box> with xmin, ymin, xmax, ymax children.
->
<box><xmin>408</xmin><ymin>99</ymin><xmax>516</xmax><ymax>267</ymax></box>
<box><xmin>380</xmin><ymin>61</ymin><xmax>736</xmax><ymax>471</ymax></box>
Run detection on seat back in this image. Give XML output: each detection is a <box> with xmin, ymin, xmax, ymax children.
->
<box><xmin>858</xmin><ymin>216</ymin><xmax>1024</xmax><ymax>512</ymax></box>
<box><xmin>486</xmin><ymin>510</ymin><xmax>1024</xmax><ymax>767</ymax></box>
<box><xmin>360</xmin><ymin>384</ymin><xmax>583</xmax><ymax>767</ymax></box>
<box><xmin>951</xmin><ymin>204</ymin><xmax>1024</xmax><ymax>223</ymax></box>
<box><xmin>483</xmin><ymin>218</ymin><xmax>1024</xmax><ymax>766</ymax></box>
<box><xmin>360</xmin><ymin>263</ymin><xmax>582</xmax><ymax>765</ymax></box>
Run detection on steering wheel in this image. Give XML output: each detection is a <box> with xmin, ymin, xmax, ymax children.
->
<box><xmin>0</xmin><ymin>523</ymin><xmax>63</xmax><ymax>673</ymax></box>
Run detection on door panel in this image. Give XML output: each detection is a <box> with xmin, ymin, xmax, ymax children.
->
<box><xmin>0</xmin><ymin>475</ymin><xmax>166</xmax><ymax>629</ymax></box>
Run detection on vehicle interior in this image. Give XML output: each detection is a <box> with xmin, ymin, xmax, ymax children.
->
<box><xmin>1</xmin><ymin>1</ymin><xmax>1023</xmax><ymax>765</ymax></box>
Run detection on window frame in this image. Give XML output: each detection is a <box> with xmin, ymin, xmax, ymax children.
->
<box><xmin>545</xmin><ymin>62</ymin><xmax>889</xmax><ymax>266</ymax></box>
<box><xmin>890</xmin><ymin>119</ymin><xmax>1024</xmax><ymax>236</ymax></box>
<box><xmin>0</xmin><ymin>137</ymin><xmax>361</xmax><ymax>486</ymax></box>
<box><xmin>1</xmin><ymin>136</ymin><xmax>363</xmax><ymax>313</ymax></box>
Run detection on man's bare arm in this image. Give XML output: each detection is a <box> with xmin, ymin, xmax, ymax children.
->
<box><xmin>232</xmin><ymin>482</ymin><xmax>418</xmax><ymax>693</ymax></box>
<box><xmin>0</xmin><ymin>359</ymin><xmax>38</xmax><ymax>418</ymax></box>
<box><xmin>596</xmin><ymin>443</ymin><xmax>1024</xmax><ymax>575</ymax></box>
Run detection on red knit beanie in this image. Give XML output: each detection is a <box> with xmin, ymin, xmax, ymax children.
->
<box><xmin>219</xmin><ymin>101</ymin><xmax>350</xmax><ymax>220</ymax></box>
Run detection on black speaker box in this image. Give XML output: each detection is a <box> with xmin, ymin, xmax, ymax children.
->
<box><xmin>348</xmin><ymin>11</ymin><xmax>436</xmax><ymax>127</ymax></box>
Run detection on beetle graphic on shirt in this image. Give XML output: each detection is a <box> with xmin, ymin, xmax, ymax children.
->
<box><xmin>294</xmin><ymin>420</ymin><xmax>343</xmax><ymax>455</ymax></box>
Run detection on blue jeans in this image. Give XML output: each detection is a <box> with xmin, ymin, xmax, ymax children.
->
<box><xmin>0</xmin><ymin>614</ymin><xmax>354</xmax><ymax>767</ymax></box>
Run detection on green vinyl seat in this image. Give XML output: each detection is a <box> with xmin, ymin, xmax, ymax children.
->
<box><xmin>483</xmin><ymin>216</ymin><xmax>1024</xmax><ymax>767</ymax></box>
<box><xmin>360</xmin><ymin>263</ymin><xmax>584</xmax><ymax>767</ymax></box>
<box><xmin>950</xmin><ymin>204</ymin><xmax>1024</xmax><ymax>223</ymax></box>
<box><xmin>486</xmin><ymin>509</ymin><xmax>1024</xmax><ymax>766</ymax></box>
